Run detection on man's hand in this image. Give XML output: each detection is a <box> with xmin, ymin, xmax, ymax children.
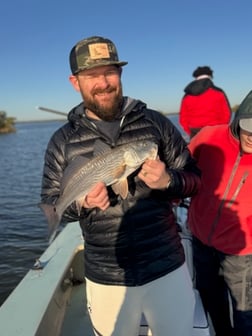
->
<box><xmin>81</xmin><ymin>182</ymin><xmax>110</xmax><ymax>210</ymax></box>
<box><xmin>138</xmin><ymin>157</ymin><xmax>171</xmax><ymax>190</ymax></box>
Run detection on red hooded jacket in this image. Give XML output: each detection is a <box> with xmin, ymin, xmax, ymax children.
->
<box><xmin>188</xmin><ymin>124</ymin><xmax>252</xmax><ymax>255</ymax></box>
<box><xmin>179</xmin><ymin>78</ymin><xmax>231</xmax><ymax>136</ymax></box>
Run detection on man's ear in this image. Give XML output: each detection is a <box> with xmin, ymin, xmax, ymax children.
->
<box><xmin>69</xmin><ymin>75</ymin><xmax>80</xmax><ymax>92</ymax></box>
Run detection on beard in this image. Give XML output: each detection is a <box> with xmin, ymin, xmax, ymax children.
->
<box><xmin>83</xmin><ymin>84</ymin><xmax>123</xmax><ymax>121</ymax></box>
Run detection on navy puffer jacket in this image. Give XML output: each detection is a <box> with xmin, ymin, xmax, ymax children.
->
<box><xmin>41</xmin><ymin>97</ymin><xmax>201</xmax><ymax>286</ymax></box>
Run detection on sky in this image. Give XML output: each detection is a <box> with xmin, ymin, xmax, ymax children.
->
<box><xmin>1</xmin><ymin>0</ymin><xmax>252</xmax><ymax>121</ymax></box>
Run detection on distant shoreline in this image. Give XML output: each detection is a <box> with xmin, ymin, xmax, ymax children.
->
<box><xmin>0</xmin><ymin>119</ymin><xmax>66</xmax><ymax>134</ymax></box>
<box><xmin>15</xmin><ymin>118</ymin><xmax>66</xmax><ymax>123</ymax></box>
<box><xmin>0</xmin><ymin>126</ymin><xmax>16</xmax><ymax>134</ymax></box>
<box><xmin>14</xmin><ymin>112</ymin><xmax>180</xmax><ymax>124</ymax></box>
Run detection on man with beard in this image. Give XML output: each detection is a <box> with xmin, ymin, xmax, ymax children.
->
<box><xmin>40</xmin><ymin>36</ymin><xmax>201</xmax><ymax>336</ymax></box>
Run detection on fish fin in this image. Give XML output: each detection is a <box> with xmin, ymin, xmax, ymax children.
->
<box><xmin>111</xmin><ymin>164</ymin><xmax>127</xmax><ymax>179</ymax></box>
<box><xmin>48</xmin><ymin>230</ymin><xmax>57</xmax><ymax>245</ymax></box>
<box><xmin>38</xmin><ymin>203</ymin><xmax>61</xmax><ymax>244</ymax></box>
<box><xmin>112</xmin><ymin>179</ymin><xmax>129</xmax><ymax>199</ymax></box>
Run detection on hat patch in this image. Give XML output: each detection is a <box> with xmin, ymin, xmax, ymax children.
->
<box><xmin>88</xmin><ymin>43</ymin><xmax>110</xmax><ymax>60</ymax></box>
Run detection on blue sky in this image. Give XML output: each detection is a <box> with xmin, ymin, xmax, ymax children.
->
<box><xmin>1</xmin><ymin>0</ymin><xmax>252</xmax><ymax>121</ymax></box>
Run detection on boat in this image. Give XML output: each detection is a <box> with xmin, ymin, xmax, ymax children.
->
<box><xmin>0</xmin><ymin>204</ymin><xmax>213</xmax><ymax>336</ymax></box>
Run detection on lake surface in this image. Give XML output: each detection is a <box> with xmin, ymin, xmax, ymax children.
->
<box><xmin>0</xmin><ymin>115</ymin><xmax>182</xmax><ymax>306</ymax></box>
<box><xmin>0</xmin><ymin>120</ymin><xmax>65</xmax><ymax>305</ymax></box>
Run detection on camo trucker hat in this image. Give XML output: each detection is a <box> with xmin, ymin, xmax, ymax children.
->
<box><xmin>69</xmin><ymin>36</ymin><xmax>128</xmax><ymax>74</ymax></box>
<box><xmin>239</xmin><ymin>118</ymin><xmax>252</xmax><ymax>132</ymax></box>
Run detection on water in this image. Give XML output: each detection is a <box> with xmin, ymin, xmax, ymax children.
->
<box><xmin>0</xmin><ymin>120</ymin><xmax>65</xmax><ymax>306</ymax></box>
<box><xmin>0</xmin><ymin>115</ymin><xmax>182</xmax><ymax>306</ymax></box>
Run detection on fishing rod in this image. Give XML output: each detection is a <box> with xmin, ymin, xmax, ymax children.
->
<box><xmin>36</xmin><ymin>106</ymin><xmax>68</xmax><ymax>117</ymax></box>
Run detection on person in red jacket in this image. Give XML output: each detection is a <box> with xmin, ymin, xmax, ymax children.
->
<box><xmin>187</xmin><ymin>90</ymin><xmax>252</xmax><ymax>336</ymax></box>
<box><xmin>179</xmin><ymin>66</ymin><xmax>232</xmax><ymax>138</ymax></box>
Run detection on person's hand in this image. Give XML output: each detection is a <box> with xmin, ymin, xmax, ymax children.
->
<box><xmin>138</xmin><ymin>157</ymin><xmax>171</xmax><ymax>190</ymax></box>
<box><xmin>81</xmin><ymin>182</ymin><xmax>110</xmax><ymax>210</ymax></box>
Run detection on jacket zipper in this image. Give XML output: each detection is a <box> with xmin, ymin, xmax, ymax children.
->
<box><xmin>226</xmin><ymin>170</ymin><xmax>249</xmax><ymax>208</ymax></box>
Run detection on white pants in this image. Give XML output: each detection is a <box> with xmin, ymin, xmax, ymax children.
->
<box><xmin>86</xmin><ymin>263</ymin><xmax>195</xmax><ymax>336</ymax></box>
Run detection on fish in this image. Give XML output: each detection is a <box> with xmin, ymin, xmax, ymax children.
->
<box><xmin>39</xmin><ymin>140</ymin><xmax>158</xmax><ymax>243</ymax></box>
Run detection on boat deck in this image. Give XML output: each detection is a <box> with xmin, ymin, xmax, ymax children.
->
<box><xmin>61</xmin><ymin>282</ymin><xmax>93</xmax><ymax>336</ymax></box>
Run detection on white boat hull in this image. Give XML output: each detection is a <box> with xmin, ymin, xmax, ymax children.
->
<box><xmin>0</xmin><ymin>221</ymin><xmax>213</xmax><ymax>336</ymax></box>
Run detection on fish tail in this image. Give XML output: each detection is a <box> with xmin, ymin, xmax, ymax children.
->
<box><xmin>38</xmin><ymin>203</ymin><xmax>61</xmax><ymax>243</ymax></box>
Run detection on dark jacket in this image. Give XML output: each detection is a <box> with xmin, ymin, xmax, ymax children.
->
<box><xmin>41</xmin><ymin>97</ymin><xmax>201</xmax><ymax>286</ymax></box>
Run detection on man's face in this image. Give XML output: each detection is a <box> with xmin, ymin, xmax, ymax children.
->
<box><xmin>69</xmin><ymin>65</ymin><xmax>123</xmax><ymax>121</ymax></box>
<box><xmin>240</xmin><ymin>128</ymin><xmax>252</xmax><ymax>154</ymax></box>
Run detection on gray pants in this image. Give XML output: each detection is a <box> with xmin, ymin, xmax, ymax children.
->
<box><xmin>193</xmin><ymin>236</ymin><xmax>252</xmax><ymax>336</ymax></box>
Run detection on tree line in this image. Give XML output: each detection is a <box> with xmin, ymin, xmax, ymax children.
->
<box><xmin>0</xmin><ymin>111</ymin><xmax>16</xmax><ymax>134</ymax></box>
